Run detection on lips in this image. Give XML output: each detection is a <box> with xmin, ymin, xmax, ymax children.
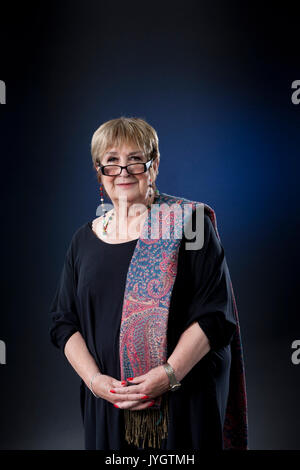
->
<box><xmin>117</xmin><ymin>182</ymin><xmax>136</xmax><ymax>186</ymax></box>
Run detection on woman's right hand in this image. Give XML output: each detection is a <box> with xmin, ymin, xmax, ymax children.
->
<box><xmin>92</xmin><ymin>374</ymin><xmax>156</xmax><ymax>410</ymax></box>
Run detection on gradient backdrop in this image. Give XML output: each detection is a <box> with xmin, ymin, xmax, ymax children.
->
<box><xmin>0</xmin><ymin>1</ymin><xmax>299</xmax><ymax>450</ymax></box>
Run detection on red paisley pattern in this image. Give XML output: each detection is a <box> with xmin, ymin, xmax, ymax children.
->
<box><xmin>119</xmin><ymin>192</ymin><xmax>248</xmax><ymax>449</ymax></box>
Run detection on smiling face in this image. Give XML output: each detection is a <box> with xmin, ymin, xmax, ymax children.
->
<box><xmin>96</xmin><ymin>141</ymin><xmax>159</xmax><ymax>209</ymax></box>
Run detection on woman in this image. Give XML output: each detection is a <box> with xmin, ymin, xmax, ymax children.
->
<box><xmin>49</xmin><ymin>116</ymin><xmax>248</xmax><ymax>450</ymax></box>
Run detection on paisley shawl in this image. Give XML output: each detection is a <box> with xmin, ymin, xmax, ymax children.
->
<box><xmin>119</xmin><ymin>191</ymin><xmax>248</xmax><ymax>449</ymax></box>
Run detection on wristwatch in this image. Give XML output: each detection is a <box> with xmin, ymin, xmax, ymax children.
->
<box><xmin>163</xmin><ymin>362</ymin><xmax>181</xmax><ymax>391</ymax></box>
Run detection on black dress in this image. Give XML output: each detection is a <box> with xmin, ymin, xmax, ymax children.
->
<box><xmin>49</xmin><ymin>212</ymin><xmax>237</xmax><ymax>450</ymax></box>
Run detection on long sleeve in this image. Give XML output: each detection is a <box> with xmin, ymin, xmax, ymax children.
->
<box><xmin>184</xmin><ymin>211</ymin><xmax>237</xmax><ymax>351</ymax></box>
<box><xmin>49</xmin><ymin>238</ymin><xmax>81</xmax><ymax>353</ymax></box>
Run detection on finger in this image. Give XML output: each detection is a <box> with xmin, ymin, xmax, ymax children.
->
<box><xmin>126</xmin><ymin>375</ymin><xmax>145</xmax><ymax>384</ymax></box>
<box><xmin>111</xmin><ymin>392</ymin><xmax>151</xmax><ymax>401</ymax></box>
<box><xmin>112</xmin><ymin>379</ymin><xmax>128</xmax><ymax>387</ymax></box>
<box><xmin>110</xmin><ymin>384</ymin><xmax>143</xmax><ymax>394</ymax></box>
<box><xmin>109</xmin><ymin>385</ymin><xmax>142</xmax><ymax>394</ymax></box>
<box><xmin>114</xmin><ymin>399</ymin><xmax>141</xmax><ymax>409</ymax></box>
<box><xmin>116</xmin><ymin>400</ymin><xmax>155</xmax><ymax>410</ymax></box>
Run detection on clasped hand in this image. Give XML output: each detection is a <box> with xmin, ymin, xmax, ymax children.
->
<box><xmin>93</xmin><ymin>365</ymin><xmax>171</xmax><ymax>410</ymax></box>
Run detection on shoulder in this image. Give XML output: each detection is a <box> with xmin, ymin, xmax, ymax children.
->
<box><xmin>72</xmin><ymin>221</ymin><xmax>90</xmax><ymax>241</ymax></box>
<box><xmin>188</xmin><ymin>203</ymin><xmax>219</xmax><ymax>237</ymax></box>
<box><xmin>203</xmin><ymin>208</ymin><xmax>218</xmax><ymax>240</ymax></box>
<box><xmin>62</xmin><ymin>219</ymin><xmax>96</xmax><ymax>267</ymax></box>
<box><xmin>181</xmin><ymin>203</ymin><xmax>222</xmax><ymax>256</ymax></box>
<box><xmin>68</xmin><ymin>210</ymin><xmax>112</xmax><ymax>246</ymax></box>
<box><xmin>66</xmin><ymin>219</ymin><xmax>94</xmax><ymax>255</ymax></box>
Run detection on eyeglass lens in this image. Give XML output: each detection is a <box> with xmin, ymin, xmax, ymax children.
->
<box><xmin>103</xmin><ymin>163</ymin><xmax>146</xmax><ymax>176</ymax></box>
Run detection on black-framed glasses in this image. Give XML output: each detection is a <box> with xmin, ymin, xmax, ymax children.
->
<box><xmin>98</xmin><ymin>158</ymin><xmax>153</xmax><ymax>176</ymax></box>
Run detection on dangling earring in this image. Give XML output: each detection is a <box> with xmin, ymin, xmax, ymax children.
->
<box><xmin>99</xmin><ymin>182</ymin><xmax>107</xmax><ymax>216</ymax></box>
<box><xmin>147</xmin><ymin>176</ymin><xmax>153</xmax><ymax>210</ymax></box>
<box><xmin>99</xmin><ymin>182</ymin><xmax>114</xmax><ymax>236</ymax></box>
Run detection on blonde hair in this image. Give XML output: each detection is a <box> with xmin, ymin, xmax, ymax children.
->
<box><xmin>91</xmin><ymin>116</ymin><xmax>160</xmax><ymax>194</ymax></box>
<box><xmin>91</xmin><ymin>116</ymin><xmax>160</xmax><ymax>167</ymax></box>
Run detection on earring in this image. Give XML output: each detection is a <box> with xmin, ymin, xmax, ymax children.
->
<box><xmin>99</xmin><ymin>182</ymin><xmax>115</xmax><ymax>235</ymax></box>
<box><xmin>99</xmin><ymin>182</ymin><xmax>107</xmax><ymax>216</ymax></box>
<box><xmin>147</xmin><ymin>177</ymin><xmax>154</xmax><ymax>210</ymax></box>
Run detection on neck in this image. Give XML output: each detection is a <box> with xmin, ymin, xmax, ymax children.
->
<box><xmin>103</xmin><ymin>191</ymin><xmax>158</xmax><ymax>240</ymax></box>
<box><xmin>112</xmin><ymin>192</ymin><xmax>156</xmax><ymax>220</ymax></box>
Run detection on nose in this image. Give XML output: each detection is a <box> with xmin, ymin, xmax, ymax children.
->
<box><xmin>119</xmin><ymin>166</ymin><xmax>130</xmax><ymax>175</ymax></box>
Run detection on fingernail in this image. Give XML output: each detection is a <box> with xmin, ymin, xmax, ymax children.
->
<box><xmin>121</xmin><ymin>381</ymin><xmax>127</xmax><ymax>385</ymax></box>
<box><xmin>141</xmin><ymin>395</ymin><xmax>149</xmax><ymax>399</ymax></box>
<box><xmin>110</xmin><ymin>390</ymin><xmax>116</xmax><ymax>393</ymax></box>
<box><xmin>127</xmin><ymin>377</ymin><xmax>134</xmax><ymax>381</ymax></box>
<box><xmin>114</xmin><ymin>404</ymin><xmax>119</xmax><ymax>408</ymax></box>
<box><xmin>148</xmin><ymin>401</ymin><xmax>155</xmax><ymax>407</ymax></box>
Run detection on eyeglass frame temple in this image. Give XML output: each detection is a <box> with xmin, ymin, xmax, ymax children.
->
<box><xmin>97</xmin><ymin>158</ymin><xmax>153</xmax><ymax>175</ymax></box>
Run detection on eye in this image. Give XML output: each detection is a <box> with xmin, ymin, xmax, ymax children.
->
<box><xmin>130</xmin><ymin>155</ymin><xmax>142</xmax><ymax>161</ymax></box>
<box><xmin>106</xmin><ymin>155</ymin><xmax>142</xmax><ymax>163</ymax></box>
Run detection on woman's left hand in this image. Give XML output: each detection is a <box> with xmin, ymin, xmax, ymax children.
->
<box><xmin>109</xmin><ymin>365</ymin><xmax>171</xmax><ymax>410</ymax></box>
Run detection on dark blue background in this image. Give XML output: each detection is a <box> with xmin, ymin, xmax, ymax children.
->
<box><xmin>0</xmin><ymin>0</ymin><xmax>299</xmax><ymax>449</ymax></box>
